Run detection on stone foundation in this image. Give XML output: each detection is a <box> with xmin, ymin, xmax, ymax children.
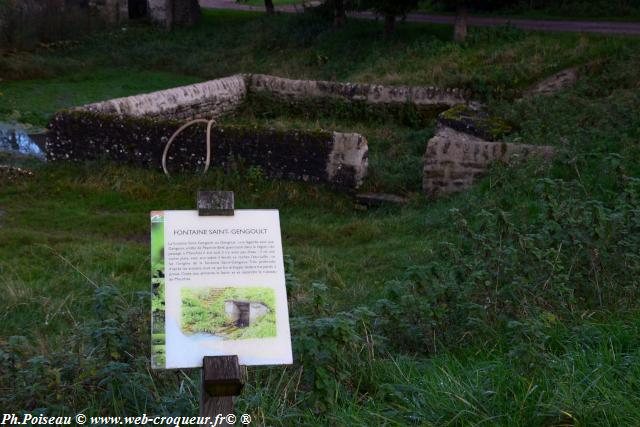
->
<box><xmin>423</xmin><ymin>126</ymin><xmax>554</xmax><ymax>197</ymax></box>
<box><xmin>49</xmin><ymin>74</ymin><xmax>478</xmax><ymax>190</ymax></box>
<box><xmin>148</xmin><ymin>0</ymin><xmax>200</xmax><ymax>29</ymax></box>
<box><xmin>89</xmin><ymin>0</ymin><xmax>200</xmax><ymax>27</ymax></box>
<box><xmin>78</xmin><ymin>75</ymin><xmax>247</xmax><ymax>121</ymax></box>
<box><xmin>525</xmin><ymin>67</ymin><xmax>579</xmax><ymax>97</ymax></box>
<box><xmin>89</xmin><ymin>0</ymin><xmax>128</xmax><ymax>24</ymax></box>
<box><xmin>250</xmin><ymin>74</ymin><xmax>469</xmax><ymax>108</ymax></box>
<box><xmin>76</xmin><ymin>73</ymin><xmax>470</xmax><ymax>121</ymax></box>
<box><xmin>47</xmin><ymin>111</ymin><xmax>368</xmax><ymax>190</ymax></box>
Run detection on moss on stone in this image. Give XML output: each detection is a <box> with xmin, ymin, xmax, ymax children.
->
<box><xmin>437</xmin><ymin>104</ymin><xmax>514</xmax><ymax>141</ymax></box>
<box><xmin>240</xmin><ymin>92</ymin><xmax>446</xmax><ymax>129</ymax></box>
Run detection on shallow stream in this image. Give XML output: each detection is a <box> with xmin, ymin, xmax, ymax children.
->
<box><xmin>0</xmin><ymin>123</ymin><xmax>46</xmax><ymax>159</ymax></box>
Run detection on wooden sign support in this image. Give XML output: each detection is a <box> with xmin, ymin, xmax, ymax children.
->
<box><xmin>200</xmin><ymin>356</ymin><xmax>245</xmax><ymax>427</ymax></box>
<box><xmin>197</xmin><ymin>191</ymin><xmax>245</xmax><ymax>427</ymax></box>
<box><xmin>198</xmin><ymin>191</ymin><xmax>235</xmax><ymax>216</ymax></box>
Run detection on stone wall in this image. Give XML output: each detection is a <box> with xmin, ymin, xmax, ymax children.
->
<box><xmin>89</xmin><ymin>0</ymin><xmax>200</xmax><ymax>27</ymax></box>
<box><xmin>146</xmin><ymin>0</ymin><xmax>200</xmax><ymax>28</ymax></box>
<box><xmin>88</xmin><ymin>0</ymin><xmax>128</xmax><ymax>24</ymax></box>
<box><xmin>423</xmin><ymin>126</ymin><xmax>554</xmax><ymax>197</ymax></box>
<box><xmin>249</xmin><ymin>74</ymin><xmax>469</xmax><ymax>108</ymax></box>
<box><xmin>47</xmin><ymin>111</ymin><xmax>369</xmax><ymax>190</ymax></box>
<box><xmin>50</xmin><ymin>74</ymin><xmax>485</xmax><ymax>191</ymax></box>
<box><xmin>327</xmin><ymin>132</ymin><xmax>368</xmax><ymax>189</ymax></box>
<box><xmin>74</xmin><ymin>73</ymin><xmax>471</xmax><ymax>124</ymax></box>
<box><xmin>147</xmin><ymin>0</ymin><xmax>169</xmax><ymax>25</ymax></box>
<box><xmin>77</xmin><ymin>75</ymin><xmax>247</xmax><ymax>121</ymax></box>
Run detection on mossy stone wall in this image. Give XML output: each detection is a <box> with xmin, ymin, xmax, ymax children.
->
<box><xmin>47</xmin><ymin>111</ymin><xmax>368</xmax><ymax>190</ymax></box>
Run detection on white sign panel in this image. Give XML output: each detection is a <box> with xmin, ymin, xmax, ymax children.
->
<box><xmin>150</xmin><ymin>210</ymin><xmax>292</xmax><ymax>369</ymax></box>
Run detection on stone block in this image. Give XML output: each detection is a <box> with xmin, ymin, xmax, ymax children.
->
<box><xmin>423</xmin><ymin>126</ymin><xmax>554</xmax><ymax>197</ymax></box>
<box><xmin>525</xmin><ymin>67</ymin><xmax>579</xmax><ymax>97</ymax></box>
<box><xmin>437</xmin><ymin>104</ymin><xmax>513</xmax><ymax>141</ymax></box>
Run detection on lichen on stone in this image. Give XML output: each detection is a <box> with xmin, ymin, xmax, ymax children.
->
<box><xmin>437</xmin><ymin>104</ymin><xmax>514</xmax><ymax>141</ymax></box>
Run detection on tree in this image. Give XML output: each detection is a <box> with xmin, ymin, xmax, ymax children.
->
<box><xmin>437</xmin><ymin>1</ymin><xmax>518</xmax><ymax>42</ymax></box>
<box><xmin>334</xmin><ymin>0</ymin><xmax>345</xmax><ymax>27</ymax></box>
<box><xmin>453</xmin><ymin>1</ymin><xmax>468</xmax><ymax>43</ymax></box>
<box><xmin>317</xmin><ymin>0</ymin><xmax>347</xmax><ymax>27</ymax></box>
<box><xmin>360</xmin><ymin>0</ymin><xmax>418</xmax><ymax>34</ymax></box>
<box><xmin>265</xmin><ymin>0</ymin><xmax>274</xmax><ymax>15</ymax></box>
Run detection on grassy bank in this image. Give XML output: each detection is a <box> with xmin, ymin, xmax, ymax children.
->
<box><xmin>2</xmin><ymin>8</ymin><xmax>640</xmax><ymax>426</ymax></box>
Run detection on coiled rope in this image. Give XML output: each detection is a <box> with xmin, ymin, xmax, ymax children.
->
<box><xmin>161</xmin><ymin>119</ymin><xmax>216</xmax><ymax>177</ymax></box>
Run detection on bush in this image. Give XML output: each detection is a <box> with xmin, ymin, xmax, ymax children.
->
<box><xmin>374</xmin><ymin>158</ymin><xmax>640</xmax><ymax>355</ymax></box>
<box><xmin>0</xmin><ymin>284</ymin><xmax>196</xmax><ymax>414</ymax></box>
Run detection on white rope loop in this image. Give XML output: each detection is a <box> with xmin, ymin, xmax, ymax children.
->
<box><xmin>161</xmin><ymin>119</ymin><xmax>216</xmax><ymax>177</ymax></box>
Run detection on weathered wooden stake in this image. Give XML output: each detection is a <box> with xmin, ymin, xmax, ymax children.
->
<box><xmin>198</xmin><ymin>191</ymin><xmax>235</xmax><ymax>216</ymax></box>
<box><xmin>196</xmin><ymin>191</ymin><xmax>244</xmax><ymax>427</ymax></box>
<box><xmin>200</xmin><ymin>356</ymin><xmax>245</xmax><ymax>427</ymax></box>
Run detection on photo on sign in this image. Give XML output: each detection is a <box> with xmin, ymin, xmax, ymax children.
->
<box><xmin>150</xmin><ymin>212</ymin><xmax>166</xmax><ymax>369</ymax></box>
<box><xmin>181</xmin><ymin>287</ymin><xmax>276</xmax><ymax>340</ymax></box>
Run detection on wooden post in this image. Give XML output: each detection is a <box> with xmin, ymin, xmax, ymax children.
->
<box><xmin>200</xmin><ymin>356</ymin><xmax>245</xmax><ymax>427</ymax></box>
<box><xmin>196</xmin><ymin>191</ymin><xmax>244</xmax><ymax>427</ymax></box>
<box><xmin>198</xmin><ymin>191</ymin><xmax>235</xmax><ymax>216</ymax></box>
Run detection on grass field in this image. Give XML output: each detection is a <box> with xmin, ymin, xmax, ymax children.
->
<box><xmin>2</xmin><ymin>8</ymin><xmax>640</xmax><ymax>426</ymax></box>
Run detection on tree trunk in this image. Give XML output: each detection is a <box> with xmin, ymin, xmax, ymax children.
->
<box><xmin>265</xmin><ymin>0</ymin><xmax>274</xmax><ymax>15</ymax></box>
<box><xmin>454</xmin><ymin>3</ymin><xmax>468</xmax><ymax>43</ymax></box>
<box><xmin>384</xmin><ymin>13</ymin><xmax>395</xmax><ymax>34</ymax></box>
<box><xmin>334</xmin><ymin>0</ymin><xmax>345</xmax><ymax>28</ymax></box>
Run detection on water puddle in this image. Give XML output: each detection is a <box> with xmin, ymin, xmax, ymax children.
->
<box><xmin>0</xmin><ymin>122</ymin><xmax>46</xmax><ymax>160</ymax></box>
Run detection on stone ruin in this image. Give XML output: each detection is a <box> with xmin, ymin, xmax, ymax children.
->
<box><xmin>423</xmin><ymin>125</ymin><xmax>554</xmax><ymax>196</ymax></box>
<box><xmin>423</xmin><ymin>105</ymin><xmax>555</xmax><ymax>197</ymax></box>
<box><xmin>46</xmin><ymin>72</ymin><xmax>555</xmax><ymax>196</ymax></box>
<box><xmin>89</xmin><ymin>0</ymin><xmax>200</xmax><ymax>28</ymax></box>
<box><xmin>420</xmin><ymin>67</ymin><xmax>587</xmax><ymax>197</ymax></box>
<box><xmin>47</xmin><ymin>73</ymin><xmax>468</xmax><ymax>191</ymax></box>
<box><xmin>224</xmin><ymin>300</ymin><xmax>270</xmax><ymax>328</ymax></box>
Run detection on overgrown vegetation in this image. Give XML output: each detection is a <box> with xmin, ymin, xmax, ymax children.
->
<box><xmin>2</xmin><ymin>9</ymin><xmax>640</xmax><ymax>426</ymax></box>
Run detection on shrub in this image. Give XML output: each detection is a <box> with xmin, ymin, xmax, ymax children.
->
<box><xmin>374</xmin><ymin>159</ymin><xmax>640</xmax><ymax>355</ymax></box>
<box><xmin>0</xmin><ymin>284</ymin><xmax>196</xmax><ymax>414</ymax></box>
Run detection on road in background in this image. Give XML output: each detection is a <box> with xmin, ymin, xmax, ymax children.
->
<box><xmin>199</xmin><ymin>0</ymin><xmax>640</xmax><ymax>35</ymax></box>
